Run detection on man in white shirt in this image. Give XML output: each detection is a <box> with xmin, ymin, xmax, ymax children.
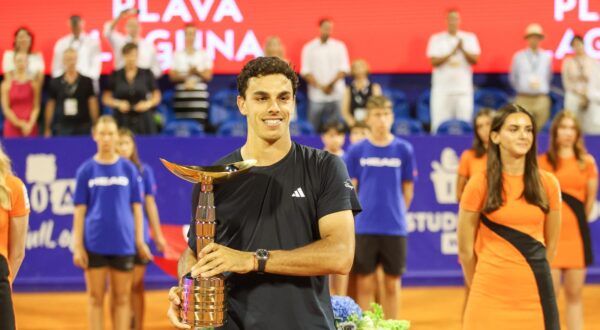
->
<box><xmin>103</xmin><ymin>9</ymin><xmax>161</xmax><ymax>78</ymax></box>
<box><xmin>509</xmin><ymin>23</ymin><xmax>553</xmax><ymax>129</ymax></box>
<box><xmin>426</xmin><ymin>9</ymin><xmax>480</xmax><ymax>133</ymax></box>
<box><xmin>52</xmin><ymin>16</ymin><xmax>101</xmax><ymax>89</ymax></box>
<box><xmin>170</xmin><ymin>24</ymin><xmax>214</xmax><ymax>127</ymax></box>
<box><xmin>301</xmin><ymin>19</ymin><xmax>350</xmax><ymax>132</ymax></box>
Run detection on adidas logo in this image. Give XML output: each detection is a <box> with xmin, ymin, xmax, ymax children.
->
<box><xmin>291</xmin><ymin>187</ymin><xmax>306</xmax><ymax>198</ymax></box>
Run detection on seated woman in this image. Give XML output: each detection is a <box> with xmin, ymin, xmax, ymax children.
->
<box><xmin>102</xmin><ymin>43</ymin><xmax>161</xmax><ymax>135</ymax></box>
<box><xmin>341</xmin><ymin>59</ymin><xmax>382</xmax><ymax>127</ymax></box>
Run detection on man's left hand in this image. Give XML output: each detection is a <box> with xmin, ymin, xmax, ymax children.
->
<box><xmin>191</xmin><ymin>243</ymin><xmax>254</xmax><ymax>278</ymax></box>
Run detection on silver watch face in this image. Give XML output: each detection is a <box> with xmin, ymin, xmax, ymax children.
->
<box><xmin>256</xmin><ymin>249</ymin><xmax>269</xmax><ymax>260</ymax></box>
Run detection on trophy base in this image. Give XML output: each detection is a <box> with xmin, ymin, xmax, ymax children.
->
<box><xmin>180</xmin><ymin>273</ymin><xmax>226</xmax><ymax>328</ymax></box>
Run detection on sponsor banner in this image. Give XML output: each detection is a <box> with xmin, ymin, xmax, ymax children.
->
<box><xmin>2</xmin><ymin>0</ymin><xmax>600</xmax><ymax>74</ymax></box>
<box><xmin>4</xmin><ymin>135</ymin><xmax>600</xmax><ymax>290</ymax></box>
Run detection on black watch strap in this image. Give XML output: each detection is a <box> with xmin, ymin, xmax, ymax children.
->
<box><xmin>255</xmin><ymin>249</ymin><xmax>269</xmax><ymax>274</ymax></box>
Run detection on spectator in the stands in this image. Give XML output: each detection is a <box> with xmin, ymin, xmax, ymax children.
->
<box><xmin>584</xmin><ymin>61</ymin><xmax>600</xmax><ymax>134</ymax></box>
<box><xmin>45</xmin><ymin>48</ymin><xmax>99</xmax><ymax>137</ymax></box>
<box><xmin>1</xmin><ymin>52</ymin><xmax>41</xmax><ymax>138</ymax></box>
<box><xmin>169</xmin><ymin>23</ymin><xmax>213</xmax><ymax>130</ymax></box>
<box><xmin>341</xmin><ymin>59</ymin><xmax>382</xmax><ymax>127</ymax></box>
<box><xmin>51</xmin><ymin>15</ymin><xmax>101</xmax><ymax>91</ymax></box>
<box><xmin>102</xmin><ymin>43</ymin><xmax>161</xmax><ymax>135</ymax></box>
<box><xmin>509</xmin><ymin>23</ymin><xmax>553</xmax><ymax>128</ymax></box>
<box><xmin>562</xmin><ymin>35</ymin><xmax>594</xmax><ymax>122</ymax></box>
<box><xmin>301</xmin><ymin>18</ymin><xmax>350</xmax><ymax>132</ymax></box>
<box><xmin>2</xmin><ymin>27</ymin><xmax>45</xmax><ymax>86</ymax></box>
<box><xmin>104</xmin><ymin>8</ymin><xmax>161</xmax><ymax>78</ymax></box>
<box><xmin>264</xmin><ymin>36</ymin><xmax>288</xmax><ymax>62</ymax></box>
<box><xmin>426</xmin><ymin>9</ymin><xmax>480</xmax><ymax>133</ymax></box>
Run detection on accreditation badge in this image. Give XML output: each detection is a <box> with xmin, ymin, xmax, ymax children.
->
<box><xmin>64</xmin><ymin>98</ymin><xmax>78</xmax><ymax>116</ymax></box>
<box><xmin>354</xmin><ymin>108</ymin><xmax>367</xmax><ymax>121</ymax></box>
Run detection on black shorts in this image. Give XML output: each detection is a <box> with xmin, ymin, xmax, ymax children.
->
<box><xmin>134</xmin><ymin>254</ymin><xmax>150</xmax><ymax>266</ymax></box>
<box><xmin>87</xmin><ymin>251</ymin><xmax>135</xmax><ymax>272</ymax></box>
<box><xmin>352</xmin><ymin>235</ymin><xmax>407</xmax><ymax>276</ymax></box>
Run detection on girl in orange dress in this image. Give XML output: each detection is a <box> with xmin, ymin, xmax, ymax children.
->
<box><xmin>458</xmin><ymin>104</ymin><xmax>561</xmax><ymax>330</ymax></box>
<box><xmin>457</xmin><ymin>108</ymin><xmax>493</xmax><ymax>201</ymax></box>
<box><xmin>538</xmin><ymin>111</ymin><xmax>597</xmax><ymax>330</ymax></box>
<box><xmin>0</xmin><ymin>145</ymin><xmax>30</xmax><ymax>330</ymax></box>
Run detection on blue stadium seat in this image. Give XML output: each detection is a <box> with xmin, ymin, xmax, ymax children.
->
<box><xmin>416</xmin><ymin>89</ymin><xmax>431</xmax><ymax>126</ymax></box>
<box><xmin>383</xmin><ymin>88</ymin><xmax>410</xmax><ymax>119</ymax></box>
<box><xmin>210</xmin><ymin>89</ymin><xmax>242</xmax><ymax>128</ymax></box>
<box><xmin>541</xmin><ymin>119</ymin><xmax>552</xmax><ymax>133</ymax></box>
<box><xmin>156</xmin><ymin>103</ymin><xmax>175</xmax><ymax>126</ymax></box>
<box><xmin>162</xmin><ymin>89</ymin><xmax>175</xmax><ymax>106</ymax></box>
<box><xmin>217</xmin><ymin>119</ymin><xmax>247</xmax><ymax>137</ymax></box>
<box><xmin>289</xmin><ymin>119</ymin><xmax>316</xmax><ymax>136</ymax></box>
<box><xmin>436</xmin><ymin>119</ymin><xmax>473</xmax><ymax>135</ymax></box>
<box><xmin>162</xmin><ymin>120</ymin><xmax>205</xmax><ymax>137</ymax></box>
<box><xmin>102</xmin><ymin>105</ymin><xmax>113</xmax><ymax>115</ymax></box>
<box><xmin>392</xmin><ymin>118</ymin><xmax>424</xmax><ymax>136</ymax></box>
<box><xmin>294</xmin><ymin>91</ymin><xmax>308</xmax><ymax>120</ymax></box>
<box><xmin>474</xmin><ymin>87</ymin><xmax>509</xmax><ymax>110</ymax></box>
<box><xmin>549</xmin><ymin>90</ymin><xmax>564</xmax><ymax>122</ymax></box>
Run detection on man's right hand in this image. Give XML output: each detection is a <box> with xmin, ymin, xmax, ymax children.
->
<box><xmin>167</xmin><ymin>286</ymin><xmax>191</xmax><ymax>329</ymax></box>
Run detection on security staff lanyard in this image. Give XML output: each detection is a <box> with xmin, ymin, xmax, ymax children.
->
<box><xmin>63</xmin><ymin>74</ymin><xmax>79</xmax><ymax>116</ymax></box>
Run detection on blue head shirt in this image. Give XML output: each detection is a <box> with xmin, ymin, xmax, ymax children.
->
<box><xmin>74</xmin><ymin>157</ymin><xmax>142</xmax><ymax>255</ymax></box>
<box><xmin>344</xmin><ymin>137</ymin><xmax>417</xmax><ymax>236</ymax></box>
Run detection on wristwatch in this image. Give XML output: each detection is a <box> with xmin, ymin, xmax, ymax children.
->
<box><xmin>255</xmin><ymin>249</ymin><xmax>269</xmax><ymax>274</ymax></box>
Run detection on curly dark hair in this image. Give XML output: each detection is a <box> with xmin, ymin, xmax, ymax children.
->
<box><xmin>237</xmin><ymin>56</ymin><xmax>298</xmax><ymax>98</ymax></box>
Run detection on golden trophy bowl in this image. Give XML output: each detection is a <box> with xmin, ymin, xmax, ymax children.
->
<box><xmin>161</xmin><ymin>158</ymin><xmax>256</xmax><ymax>328</ymax></box>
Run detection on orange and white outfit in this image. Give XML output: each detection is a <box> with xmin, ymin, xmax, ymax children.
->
<box><xmin>460</xmin><ymin>171</ymin><xmax>561</xmax><ymax>329</ymax></box>
<box><xmin>539</xmin><ymin>154</ymin><xmax>597</xmax><ymax>268</ymax></box>
<box><xmin>0</xmin><ymin>174</ymin><xmax>30</xmax><ymax>330</ymax></box>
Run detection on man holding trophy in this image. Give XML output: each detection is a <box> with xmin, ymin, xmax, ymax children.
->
<box><xmin>166</xmin><ymin>56</ymin><xmax>361</xmax><ymax>329</ymax></box>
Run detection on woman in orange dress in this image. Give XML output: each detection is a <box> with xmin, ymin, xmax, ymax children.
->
<box><xmin>0</xmin><ymin>145</ymin><xmax>30</xmax><ymax>330</ymax></box>
<box><xmin>538</xmin><ymin>111</ymin><xmax>597</xmax><ymax>330</ymax></box>
<box><xmin>458</xmin><ymin>104</ymin><xmax>561</xmax><ymax>330</ymax></box>
<box><xmin>456</xmin><ymin>108</ymin><xmax>493</xmax><ymax>201</ymax></box>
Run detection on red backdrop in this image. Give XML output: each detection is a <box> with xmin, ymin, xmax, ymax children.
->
<box><xmin>1</xmin><ymin>0</ymin><xmax>600</xmax><ymax>74</ymax></box>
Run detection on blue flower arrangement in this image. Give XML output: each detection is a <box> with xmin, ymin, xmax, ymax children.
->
<box><xmin>332</xmin><ymin>295</ymin><xmax>363</xmax><ymax>322</ymax></box>
<box><xmin>331</xmin><ymin>296</ymin><xmax>411</xmax><ymax>330</ymax></box>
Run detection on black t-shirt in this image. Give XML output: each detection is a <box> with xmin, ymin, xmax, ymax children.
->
<box><xmin>107</xmin><ymin>68</ymin><xmax>158</xmax><ymax>134</ymax></box>
<box><xmin>188</xmin><ymin>142</ymin><xmax>361</xmax><ymax>330</ymax></box>
<box><xmin>107</xmin><ymin>68</ymin><xmax>157</xmax><ymax>105</ymax></box>
<box><xmin>48</xmin><ymin>74</ymin><xmax>95</xmax><ymax>125</ymax></box>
